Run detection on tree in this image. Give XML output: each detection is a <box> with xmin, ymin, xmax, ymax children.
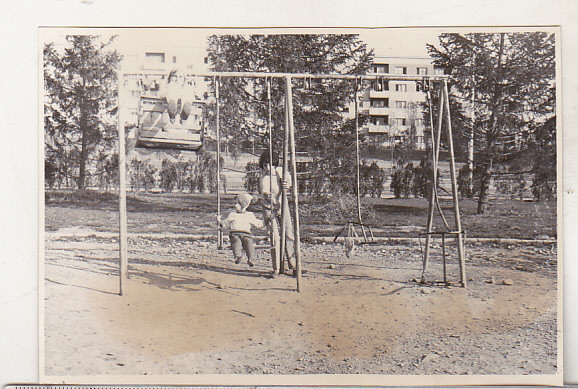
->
<box><xmin>44</xmin><ymin>35</ymin><xmax>121</xmax><ymax>190</ymax></box>
<box><xmin>360</xmin><ymin>161</ymin><xmax>386</xmax><ymax>198</ymax></box>
<box><xmin>414</xmin><ymin>156</ymin><xmax>434</xmax><ymax>199</ymax></box>
<box><xmin>206</xmin><ymin>34</ymin><xmax>373</xmax><ymax>195</ymax></box>
<box><xmin>428</xmin><ymin>32</ymin><xmax>555</xmax><ymax>212</ymax></box>
<box><xmin>244</xmin><ymin>161</ymin><xmax>261</xmax><ymax>194</ymax></box>
<box><xmin>159</xmin><ymin>159</ymin><xmax>178</xmax><ymax>192</ymax></box>
<box><xmin>95</xmin><ymin>152</ymin><xmax>119</xmax><ymax>192</ymax></box>
<box><xmin>129</xmin><ymin>159</ymin><xmax>157</xmax><ymax>192</ymax></box>
<box><xmin>529</xmin><ymin>116</ymin><xmax>556</xmax><ymax>200</ymax></box>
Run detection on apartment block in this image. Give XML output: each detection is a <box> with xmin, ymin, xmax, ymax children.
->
<box><xmin>119</xmin><ymin>45</ymin><xmax>210</xmax><ymax>128</ymax></box>
<box><xmin>359</xmin><ymin>57</ymin><xmax>444</xmax><ymax>150</ymax></box>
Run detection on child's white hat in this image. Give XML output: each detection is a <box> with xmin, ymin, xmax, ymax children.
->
<box><xmin>236</xmin><ymin>193</ymin><xmax>253</xmax><ymax>209</ymax></box>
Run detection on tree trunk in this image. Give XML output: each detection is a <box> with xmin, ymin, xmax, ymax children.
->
<box><xmin>78</xmin><ymin>108</ymin><xmax>89</xmax><ymax>190</ymax></box>
<box><xmin>476</xmin><ymin>150</ymin><xmax>493</xmax><ymax>214</ymax></box>
<box><xmin>78</xmin><ymin>75</ymin><xmax>89</xmax><ymax>190</ymax></box>
<box><xmin>468</xmin><ymin>85</ymin><xmax>475</xmax><ymax>197</ymax></box>
<box><xmin>476</xmin><ymin>33</ymin><xmax>505</xmax><ymax>215</ymax></box>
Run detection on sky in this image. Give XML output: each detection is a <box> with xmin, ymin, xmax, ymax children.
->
<box><xmin>41</xmin><ymin>26</ymin><xmax>558</xmax><ymax>70</ymax></box>
<box><xmin>41</xmin><ymin>27</ymin><xmax>444</xmax><ymax>62</ymax></box>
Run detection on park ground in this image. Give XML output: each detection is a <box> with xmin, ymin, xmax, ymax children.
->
<box><xmin>42</xmin><ymin>191</ymin><xmax>559</xmax><ymax>380</ymax></box>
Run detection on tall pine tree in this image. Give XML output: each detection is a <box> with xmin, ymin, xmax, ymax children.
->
<box><xmin>44</xmin><ymin>35</ymin><xmax>121</xmax><ymax>190</ymax></box>
<box><xmin>206</xmin><ymin>34</ymin><xmax>373</xmax><ymax>195</ymax></box>
<box><xmin>428</xmin><ymin>32</ymin><xmax>555</xmax><ymax>212</ymax></box>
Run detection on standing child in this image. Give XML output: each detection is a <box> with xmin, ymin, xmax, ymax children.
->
<box><xmin>217</xmin><ymin>193</ymin><xmax>265</xmax><ymax>267</ymax></box>
<box><xmin>258</xmin><ymin>151</ymin><xmax>296</xmax><ymax>277</ymax></box>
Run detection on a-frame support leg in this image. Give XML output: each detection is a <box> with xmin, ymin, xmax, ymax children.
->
<box><xmin>442</xmin><ymin>80</ymin><xmax>467</xmax><ymax>287</ymax></box>
<box><xmin>421</xmin><ymin>81</ymin><xmax>467</xmax><ymax>287</ymax></box>
<box><xmin>422</xmin><ymin>83</ymin><xmax>445</xmax><ymax>281</ymax></box>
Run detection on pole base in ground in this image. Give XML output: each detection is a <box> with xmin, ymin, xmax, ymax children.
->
<box><xmin>419</xmin><ymin>231</ymin><xmax>466</xmax><ymax>288</ymax></box>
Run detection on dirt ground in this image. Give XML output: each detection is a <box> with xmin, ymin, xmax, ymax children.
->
<box><xmin>43</xmin><ymin>231</ymin><xmax>559</xmax><ymax>380</ymax></box>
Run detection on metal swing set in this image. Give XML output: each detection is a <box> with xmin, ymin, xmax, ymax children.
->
<box><xmin>115</xmin><ymin>69</ymin><xmax>466</xmax><ymax>296</ymax></box>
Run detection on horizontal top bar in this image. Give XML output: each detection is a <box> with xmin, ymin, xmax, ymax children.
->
<box><xmin>120</xmin><ymin>69</ymin><xmax>448</xmax><ymax>81</ymax></box>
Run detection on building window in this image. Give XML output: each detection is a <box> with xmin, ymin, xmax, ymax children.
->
<box><xmin>373</xmin><ymin>64</ymin><xmax>389</xmax><ymax>74</ymax></box>
<box><xmin>145</xmin><ymin>52</ymin><xmax>165</xmax><ymax>64</ymax></box>
<box><xmin>393</xmin><ymin>118</ymin><xmax>407</xmax><ymax>126</ymax></box>
<box><xmin>370</xmin><ymin>116</ymin><xmax>389</xmax><ymax>126</ymax></box>
<box><xmin>417</xmin><ymin>67</ymin><xmax>428</xmax><ymax>75</ymax></box>
<box><xmin>434</xmin><ymin>67</ymin><xmax>445</xmax><ymax>75</ymax></box>
<box><xmin>371</xmin><ymin>98</ymin><xmax>388</xmax><ymax>108</ymax></box>
<box><xmin>395</xmin><ymin>101</ymin><xmax>407</xmax><ymax>109</ymax></box>
<box><xmin>172</xmin><ymin>56</ymin><xmax>177</xmax><ymax>64</ymax></box>
<box><xmin>395</xmin><ymin>84</ymin><xmax>408</xmax><ymax>92</ymax></box>
<box><xmin>373</xmin><ymin>79</ymin><xmax>388</xmax><ymax>91</ymax></box>
<box><xmin>395</xmin><ymin>66</ymin><xmax>407</xmax><ymax>75</ymax></box>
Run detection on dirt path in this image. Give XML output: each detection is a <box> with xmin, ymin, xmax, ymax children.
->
<box><xmin>43</xmin><ymin>236</ymin><xmax>558</xmax><ymax>378</ymax></box>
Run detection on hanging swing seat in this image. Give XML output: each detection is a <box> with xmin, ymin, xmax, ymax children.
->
<box><xmin>135</xmin><ymin>95</ymin><xmax>205</xmax><ymax>151</ymax></box>
<box><xmin>333</xmin><ymin>221</ymin><xmax>376</xmax><ymax>245</ymax></box>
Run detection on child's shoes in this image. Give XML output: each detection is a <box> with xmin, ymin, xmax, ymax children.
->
<box><xmin>247</xmin><ymin>259</ymin><xmax>255</xmax><ymax>267</ymax></box>
<box><xmin>234</xmin><ymin>257</ymin><xmax>241</xmax><ymax>264</ymax></box>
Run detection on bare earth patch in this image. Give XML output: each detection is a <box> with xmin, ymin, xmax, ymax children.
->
<box><xmin>43</xmin><ymin>235</ymin><xmax>558</xmax><ymax>378</ymax></box>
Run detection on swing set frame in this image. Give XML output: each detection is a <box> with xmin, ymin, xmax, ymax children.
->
<box><xmin>116</xmin><ymin>70</ymin><xmax>465</xmax><ymax>295</ymax></box>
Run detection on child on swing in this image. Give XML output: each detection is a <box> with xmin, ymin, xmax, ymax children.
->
<box><xmin>217</xmin><ymin>193</ymin><xmax>265</xmax><ymax>267</ymax></box>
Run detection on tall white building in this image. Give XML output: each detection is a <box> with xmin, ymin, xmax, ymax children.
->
<box><xmin>117</xmin><ymin>43</ymin><xmax>210</xmax><ymax>164</ymax></box>
<box><xmin>359</xmin><ymin>56</ymin><xmax>444</xmax><ymax>150</ymax></box>
<box><xmin>118</xmin><ymin>43</ymin><xmax>210</xmax><ymax>129</ymax></box>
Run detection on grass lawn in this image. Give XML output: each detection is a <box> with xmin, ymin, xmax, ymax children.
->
<box><xmin>45</xmin><ymin>190</ymin><xmax>557</xmax><ymax>239</ymax></box>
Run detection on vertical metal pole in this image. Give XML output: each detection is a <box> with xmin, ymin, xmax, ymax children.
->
<box><xmin>442</xmin><ymin>80</ymin><xmax>467</xmax><ymax>288</ymax></box>
<box><xmin>117</xmin><ymin>72</ymin><xmax>128</xmax><ymax>295</ymax></box>
<box><xmin>215</xmin><ymin>76</ymin><xmax>223</xmax><ymax>250</ymax></box>
<box><xmin>442</xmin><ymin>233</ymin><xmax>447</xmax><ymax>284</ymax></box>
<box><xmin>354</xmin><ymin>79</ymin><xmax>362</xmax><ymax>221</ymax></box>
<box><xmin>280</xmin><ymin>89</ymin><xmax>290</xmax><ymax>274</ymax></box>
<box><xmin>267</xmin><ymin>78</ymin><xmax>279</xmax><ymax>271</ymax></box>
<box><xmin>354</xmin><ymin>78</ymin><xmax>368</xmax><ymax>241</ymax></box>
<box><xmin>426</xmin><ymin>81</ymin><xmax>435</xmax><ymax>153</ymax></box>
<box><xmin>285</xmin><ymin>76</ymin><xmax>302</xmax><ymax>292</ymax></box>
<box><xmin>433</xmin><ymin>90</ymin><xmax>444</xmax><ymax>185</ymax></box>
<box><xmin>421</xmin><ymin>85</ymin><xmax>445</xmax><ymax>280</ymax></box>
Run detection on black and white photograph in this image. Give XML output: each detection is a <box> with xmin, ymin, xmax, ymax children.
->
<box><xmin>40</xmin><ymin>27</ymin><xmax>561</xmax><ymax>385</ymax></box>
